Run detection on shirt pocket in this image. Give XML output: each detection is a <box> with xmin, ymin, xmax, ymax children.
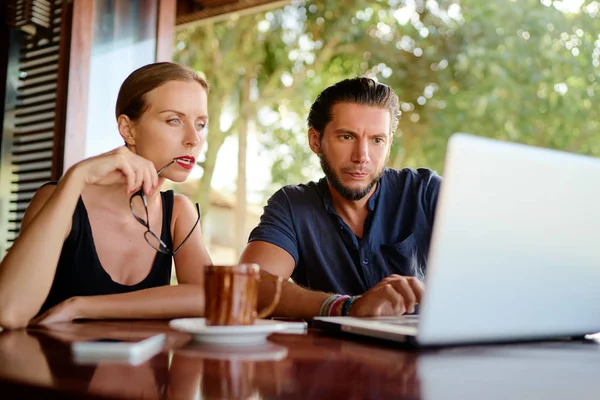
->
<box><xmin>380</xmin><ymin>234</ymin><xmax>424</xmax><ymax>279</ymax></box>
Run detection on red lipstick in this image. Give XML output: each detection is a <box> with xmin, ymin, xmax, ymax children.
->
<box><xmin>174</xmin><ymin>155</ymin><xmax>196</xmax><ymax>170</ymax></box>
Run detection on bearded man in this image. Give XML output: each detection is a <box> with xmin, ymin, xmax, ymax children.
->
<box><xmin>240</xmin><ymin>77</ymin><xmax>442</xmax><ymax>318</ymax></box>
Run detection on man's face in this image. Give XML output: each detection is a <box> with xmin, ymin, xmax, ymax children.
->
<box><xmin>311</xmin><ymin>102</ymin><xmax>392</xmax><ymax>201</ymax></box>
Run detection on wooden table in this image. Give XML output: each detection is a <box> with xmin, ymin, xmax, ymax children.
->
<box><xmin>1</xmin><ymin>320</ymin><xmax>599</xmax><ymax>399</ymax></box>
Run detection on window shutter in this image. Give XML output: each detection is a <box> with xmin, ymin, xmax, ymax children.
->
<box><xmin>2</xmin><ymin>0</ymin><xmax>67</xmax><ymax>252</ymax></box>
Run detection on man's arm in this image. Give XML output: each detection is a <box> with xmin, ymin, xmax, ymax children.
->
<box><xmin>240</xmin><ymin>241</ymin><xmax>330</xmax><ymax>318</ymax></box>
<box><xmin>240</xmin><ymin>188</ymin><xmax>331</xmax><ymax>318</ymax></box>
<box><xmin>242</xmin><ymin>187</ymin><xmax>424</xmax><ymax>318</ymax></box>
<box><xmin>240</xmin><ymin>241</ymin><xmax>424</xmax><ymax>318</ymax></box>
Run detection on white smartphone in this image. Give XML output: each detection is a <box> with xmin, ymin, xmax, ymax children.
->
<box><xmin>71</xmin><ymin>333</ymin><xmax>166</xmax><ymax>365</ymax></box>
<box><xmin>271</xmin><ymin>318</ymin><xmax>309</xmax><ymax>334</ymax></box>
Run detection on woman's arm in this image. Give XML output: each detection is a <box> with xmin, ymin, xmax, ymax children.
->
<box><xmin>0</xmin><ymin>147</ymin><xmax>161</xmax><ymax>329</ymax></box>
<box><xmin>0</xmin><ymin>169</ymin><xmax>83</xmax><ymax>329</ymax></box>
<box><xmin>32</xmin><ymin>284</ymin><xmax>205</xmax><ymax>323</ymax></box>
<box><xmin>31</xmin><ymin>194</ymin><xmax>212</xmax><ymax>325</ymax></box>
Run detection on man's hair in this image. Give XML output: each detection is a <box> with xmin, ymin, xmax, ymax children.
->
<box><xmin>307</xmin><ymin>77</ymin><xmax>400</xmax><ymax>139</ymax></box>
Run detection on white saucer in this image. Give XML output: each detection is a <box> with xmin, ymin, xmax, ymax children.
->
<box><xmin>177</xmin><ymin>342</ymin><xmax>288</xmax><ymax>361</ymax></box>
<box><xmin>169</xmin><ymin>318</ymin><xmax>287</xmax><ymax>346</ymax></box>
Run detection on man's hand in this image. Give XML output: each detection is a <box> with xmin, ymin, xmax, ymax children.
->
<box><xmin>350</xmin><ymin>275</ymin><xmax>424</xmax><ymax>317</ymax></box>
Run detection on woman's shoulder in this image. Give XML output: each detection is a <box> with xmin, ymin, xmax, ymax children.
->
<box><xmin>170</xmin><ymin>193</ymin><xmax>198</xmax><ymax>222</ymax></box>
<box><xmin>21</xmin><ymin>183</ymin><xmax>60</xmax><ymax>228</ymax></box>
<box><xmin>36</xmin><ymin>181</ymin><xmax>59</xmax><ymax>197</ymax></box>
<box><xmin>171</xmin><ymin>192</ymin><xmax>193</xmax><ymax>209</ymax></box>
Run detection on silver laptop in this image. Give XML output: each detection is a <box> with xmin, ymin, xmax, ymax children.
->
<box><xmin>417</xmin><ymin>341</ymin><xmax>600</xmax><ymax>399</ymax></box>
<box><xmin>314</xmin><ymin>133</ymin><xmax>600</xmax><ymax>346</ymax></box>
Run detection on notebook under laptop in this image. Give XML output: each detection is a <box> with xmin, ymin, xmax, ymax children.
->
<box><xmin>314</xmin><ymin>133</ymin><xmax>600</xmax><ymax>346</ymax></box>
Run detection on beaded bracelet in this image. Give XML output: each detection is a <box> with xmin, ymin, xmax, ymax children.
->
<box><xmin>319</xmin><ymin>294</ymin><xmax>341</xmax><ymax>316</ymax></box>
<box><xmin>319</xmin><ymin>294</ymin><xmax>353</xmax><ymax>316</ymax></box>
<box><xmin>341</xmin><ymin>296</ymin><xmax>359</xmax><ymax>316</ymax></box>
<box><xmin>328</xmin><ymin>295</ymin><xmax>350</xmax><ymax>316</ymax></box>
<box><xmin>341</xmin><ymin>296</ymin><xmax>360</xmax><ymax>317</ymax></box>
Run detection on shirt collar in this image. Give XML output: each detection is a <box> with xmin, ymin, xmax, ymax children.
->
<box><xmin>367</xmin><ymin>175</ymin><xmax>383</xmax><ymax>212</ymax></box>
<box><xmin>317</xmin><ymin>177</ymin><xmax>335</xmax><ymax>213</ymax></box>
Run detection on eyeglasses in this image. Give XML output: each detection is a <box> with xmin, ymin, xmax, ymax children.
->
<box><xmin>129</xmin><ymin>159</ymin><xmax>201</xmax><ymax>256</ymax></box>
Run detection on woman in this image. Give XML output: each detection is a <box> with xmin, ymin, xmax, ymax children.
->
<box><xmin>0</xmin><ymin>62</ymin><xmax>212</xmax><ymax>329</ymax></box>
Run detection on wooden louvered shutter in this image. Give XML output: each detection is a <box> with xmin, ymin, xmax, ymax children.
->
<box><xmin>2</xmin><ymin>0</ymin><xmax>68</xmax><ymax>252</ymax></box>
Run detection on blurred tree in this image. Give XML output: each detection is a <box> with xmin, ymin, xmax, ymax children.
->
<box><xmin>417</xmin><ymin>0</ymin><xmax>600</xmax><ymax>171</ymax></box>
<box><xmin>174</xmin><ymin>0</ymin><xmax>388</xmax><ymax>256</ymax></box>
<box><xmin>256</xmin><ymin>0</ymin><xmax>460</xmax><ymax>194</ymax></box>
<box><xmin>173</xmin><ymin>0</ymin><xmax>400</xmax><ymax>216</ymax></box>
<box><xmin>175</xmin><ymin>0</ymin><xmax>600</xmax><ymax>208</ymax></box>
<box><xmin>261</xmin><ymin>0</ymin><xmax>600</xmax><ymax>181</ymax></box>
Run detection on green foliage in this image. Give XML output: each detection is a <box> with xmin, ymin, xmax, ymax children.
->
<box><xmin>417</xmin><ymin>0</ymin><xmax>600</xmax><ymax>171</ymax></box>
<box><xmin>175</xmin><ymin>0</ymin><xmax>600</xmax><ymax>203</ymax></box>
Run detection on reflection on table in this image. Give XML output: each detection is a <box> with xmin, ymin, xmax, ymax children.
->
<box><xmin>0</xmin><ymin>320</ymin><xmax>599</xmax><ymax>399</ymax></box>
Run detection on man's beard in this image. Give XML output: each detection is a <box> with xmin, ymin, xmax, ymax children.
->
<box><xmin>319</xmin><ymin>152</ymin><xmax>385</xmax><ymax>201</ymax></box>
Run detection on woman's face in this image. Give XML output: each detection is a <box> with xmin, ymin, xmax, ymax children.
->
<box><xmin>129</xmin><ymin>80</ymin><xmax>208</xmax><ymax>182</ymax></box>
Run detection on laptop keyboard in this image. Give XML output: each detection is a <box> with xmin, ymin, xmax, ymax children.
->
<box><xmin>370</xmin><ymin>316</ymin><xmax>420</xmax><ymax>328</ymax></box>
<box><xmin>386</xmin><ymin>319</ymin><xmax>420</xmax><ymax>328</ymax></box>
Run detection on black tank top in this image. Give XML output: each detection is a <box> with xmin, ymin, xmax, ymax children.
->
<box><xmin>39</xmin><ymin>189</ymin><xmax>174</xmax><ymax>314</ymax></box>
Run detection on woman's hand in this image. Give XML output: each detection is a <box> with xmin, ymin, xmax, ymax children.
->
<box><xmin>73</xmin><ymin>146</ymin><xmax>159</xmax><ymax>195</ymax></box>
<box><xmin>29</xmin><ymin>297</ymin><xmax>82</xmax><ymax>326</ymax></box>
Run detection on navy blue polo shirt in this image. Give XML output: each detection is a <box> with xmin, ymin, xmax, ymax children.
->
<box><xmin>248</xmin><ymin>168</ymin><xmax>442</xmax><ymax>295</ymax></box>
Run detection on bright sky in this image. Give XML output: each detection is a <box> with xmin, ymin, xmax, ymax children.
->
<box><xmin>547</xmin><ymin>0</ymin><xmax>586</xmax><ymax>13</ymax></box>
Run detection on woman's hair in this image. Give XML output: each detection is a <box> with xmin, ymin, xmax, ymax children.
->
<box><xmin>115</xmin><ymin>62</ymin><xmax>209</xmax><ymax>121</ymax></box>
<box><xmin>307</xmin><ymin>77</ymin><xmax>400</xmax><ymax>139</ymax></box>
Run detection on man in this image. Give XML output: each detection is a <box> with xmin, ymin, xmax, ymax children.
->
<box><xmin>240</xmin><ymin>77</ymin><xmax>441</xmax><ymax>318</ymax></box>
